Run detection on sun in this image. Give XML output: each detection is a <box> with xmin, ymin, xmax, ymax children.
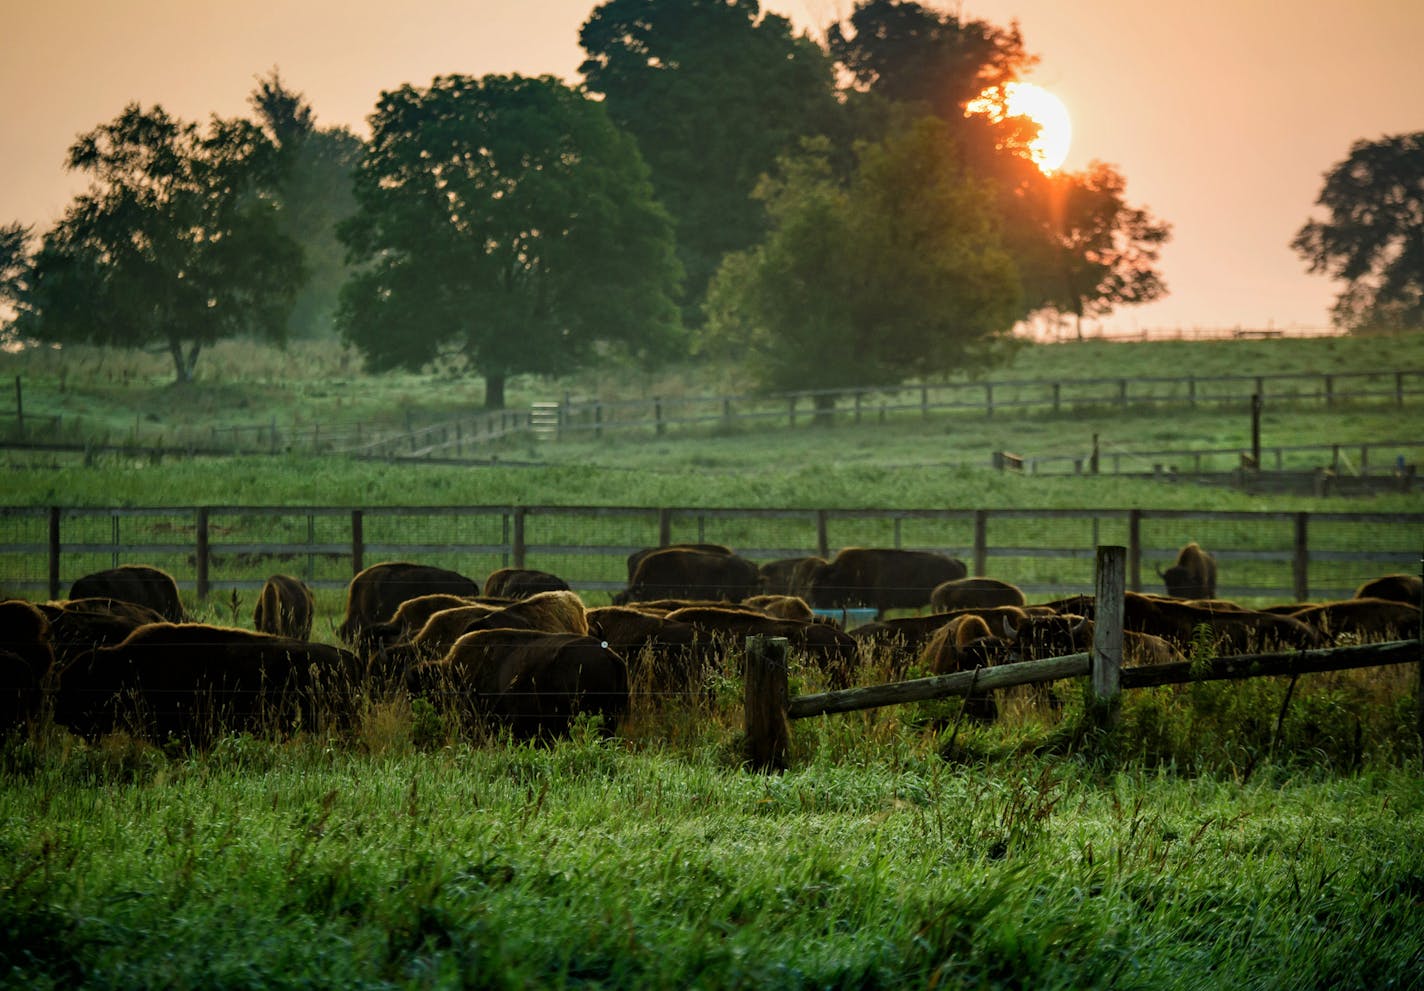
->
<box><xmin>966</xmin><ymin>81</ymin><xmax>1073</xmax><ymax>173</ymax></box>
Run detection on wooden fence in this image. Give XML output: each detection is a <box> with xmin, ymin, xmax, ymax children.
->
<box><xmin>742</xmin><ymin>546</ymin><xmax>1423</xmax><ymax>770</ymax></box>
<box><xmin>1</xmin><ymin>505</ymin><xmax>1418</xmax><ymax>606</ymax></box>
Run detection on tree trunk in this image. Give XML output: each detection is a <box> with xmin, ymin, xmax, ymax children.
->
<box><xmin>168</xmin><ymin>340</ymin><xmax>194</xmax><ymax>383</ymax></box>
<box><xmin>483</xmin><ymin>373</ymin><xmax>507</xmax><ymax>410</ymax></box>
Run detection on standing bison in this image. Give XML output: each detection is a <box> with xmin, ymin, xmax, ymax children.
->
<box><xmin>1159</xmin><ymin>542</ymin><xmax>1217</xmax><ymax>599</ymax></box>
<box><xmin>338</xmin><ymin>562</ymin><xmax>481</xmax><ymax>648</ymax></box>
<box><xmin>930</xmin><ymin>577</ymin><xmax>1025</xmax><ymax>613</ymax></box>
<box><xmin>482</xmin><ymin>568</ymin><xmax>571</xmax><ymax>599</ymax></box>
<box><xmin>253</xmin><ymin>574</ymin><xmax>315</xmax><ymax>640</ymax></box>
<box><xmin>804</xmin><ymin>548</ymin><xmax>968</xmax><ymax>617</ymax></box>
<box><xmin>613</xmin><ymin>548</ymin><xmax>760</xmax><ymax>605</ymax></box>
<box><xmin>68</xmin><ymin>564</ymin><xmax>185</xmax><ymax>622</ymax></box>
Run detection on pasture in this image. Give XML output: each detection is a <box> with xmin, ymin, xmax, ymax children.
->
<box><xmin>2</xmin><ymin>333</ymin><xmax>1423</xmax><ymax>988</ymax></box>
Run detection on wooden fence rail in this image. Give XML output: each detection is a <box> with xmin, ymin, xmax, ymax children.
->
<box><xmin>744</xmin><ymin>545</ymin><xmax>1422</xmax><ymax>770</ymax></box>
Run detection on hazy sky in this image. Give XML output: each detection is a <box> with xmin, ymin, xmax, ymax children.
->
<box><xmin>4</xmin><ymin>0</ymin><xmax>1421</xmax><ymax>334</ymax></box>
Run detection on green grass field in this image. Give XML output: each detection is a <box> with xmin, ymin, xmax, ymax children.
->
<box><xmin>2</xmin><ymin>333</ymin><xmax>1423</xmax><ymax>988</ymax></box>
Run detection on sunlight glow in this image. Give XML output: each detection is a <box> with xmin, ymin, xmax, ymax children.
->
<box><xmin>966</xmin><ymin>81</ymin><xmax>1073</xmax><ymax>173</ymax></box>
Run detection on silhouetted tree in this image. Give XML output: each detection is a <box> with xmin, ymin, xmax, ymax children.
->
<box><xmin>704</xmin><ymin>119</ymin><xmax>1021</xmax><ymax>417</ymax></box>
<box><xmin>337</xmin><ymin>73</ymin><xmax>683</xmax><ymax>409</ymax></box>
<box><xmin>22</xmin><ymin>104</ymin><xmax>303</xmax><ymax>382</ymax></box>
<box><xmin>579</xmin><ymin>0</ymin><xmax>837</xmax><ymax>322</ymax></box>
<box><xmin>1293</xmin><ymin>132</ymin><xmax>1424</xmax><ymax>333</ymax></box>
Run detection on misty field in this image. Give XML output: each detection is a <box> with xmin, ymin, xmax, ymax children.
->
<box><xmin>2</xmin><ymin>333</ymin><xmax>1422</xmax><ymax>988</ymax></box>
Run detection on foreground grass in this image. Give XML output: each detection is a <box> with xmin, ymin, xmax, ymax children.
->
<box><xmin>3</xmin><ymin>727</ymin><xmax>1422</xmax><ymax>990</ymax></box>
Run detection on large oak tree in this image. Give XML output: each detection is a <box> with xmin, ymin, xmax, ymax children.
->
<box><xmin>1293</xmin><ymin>131</ymin><xmax>1424</xmax><ymax>333</ymax></box>
<box><xmin>337</xmin><ymin>73</ymin><xmax>683</xmax><ymax>409</ymax></box>
<box><xmin>21</xmin><ymin>104</ymin><xmax>303</xmax><ymax>383</ymax></box>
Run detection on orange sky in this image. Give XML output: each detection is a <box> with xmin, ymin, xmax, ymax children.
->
<box><xmin>4</xmin><ymin>0</ymin><xmax>1421</xmax><ymax>334</ymax></box>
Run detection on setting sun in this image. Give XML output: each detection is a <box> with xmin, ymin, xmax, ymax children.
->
<box><xmin>966</xmin><ymin>81</ymin><xmax>1073</xmax><ymax>173</ymax></box>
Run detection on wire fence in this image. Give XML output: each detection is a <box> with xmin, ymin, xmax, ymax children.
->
<box><xmin>2</xmin><ymin>505</ymin><xmax>1419</xmax><ymax>608</ymax></box>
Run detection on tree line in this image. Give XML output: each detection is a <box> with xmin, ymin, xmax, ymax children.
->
<box><xmin>2</xmin><ymin>0</ymin><xmax>1416</xmax><ymax>406</ymax></box>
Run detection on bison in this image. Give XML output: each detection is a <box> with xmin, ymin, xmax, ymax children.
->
<box><xmin>1159</xmin><ymin>542</ymin><xmax>1217</xmax><ymax>599</ymax></box>
<box><xmin>408</xmin><ymin>630</ymin><xmax>629</xmax><ymax>740</ymax></box>
<box><xmin>457</xmin><ymin>590</ymin><xmax>589</xmax><ymax>637</ymax></box>
<box><xmin>614</xmin><ymin>548</ymin><xmax>761</xmax><ymax>605</ymax></box>
<box><xmin>36</xmin><ymin>598</ymin><xmax>169</xmax><ymax>667</ymax></box>
<box><xmin>1043</xmin><ymin>592</ymin><xmax>1323</xmax><ymax>655</ymax></box>
<box><xmin>624</xmin><ymin>544</ymin><xmax>733</xmax><ymax>583</ymax></box>
<box><xmin>68</xmin><ymin>565</ymin><xmax>185</xmax><ymax>622</ymax></box>
<box><xmin>586</xmin><ymin>606</ymin><xmax>712</xmax><ymax>701</ymax></box>
<box><xmin>1353</xmin><ymin>574</ymin><xmax>1422</xmax><ymax>605</ymax></box>
<box><xmin>757</xmin><ymin>557</ymin><xmax>822</xmax><ymax>597</ymax></box>
<box><xmin>662</xmin><ymin>605</ymin><xmax>859</xmax><ymax>687</ymax></box>
<box><xmin>918</xmin><ymin>614</ymin><xmax>1008</xmax><ymax>721</ymax></box>
<box><xmin>253</xmin><ymin>574</ymin><xmax>315</xmax><ymax>640</ymax></box>
<box><xmin>0</xmin><ymin>599</ymin><xmax>55</xmax><ymax>731</ymax></box>
<box><xmin>1289</xmin><ymin>598</ymin><xmax>1420</xmax><ymax>645</ymax></box>
<box><xmin>929</xmin><ymin>577</ymin><xmax>1025</xmax><ymax>613</ymax></box>
<box><xmin>482</xmin><ymin>568</ymin><xmax>571</xmax><ymax>599</ymax></box>
<box><xmin>53</xmin><ymin>623</ymin><xmax>365</xmax><ymax>744</ymax></box>
<box><xmin>804</xmin><ymin>548</ymin><xmax>968</xmax><ymax>617</ymax></box>
<box><xmin>337</xmin><ymin>562</ymin><xmax>481</xmax><ymax>649</ymax></box>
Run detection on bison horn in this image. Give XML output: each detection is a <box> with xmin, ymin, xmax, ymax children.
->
<box><xmin>1001</xmin><ymin>615</ymin><xmax>1018</xmax><ymax>639</ymax></box>
<box><xmin>1071</xmin><ymin>615</ymin><xmax>1090</xmax><ymax>637</ymax></box>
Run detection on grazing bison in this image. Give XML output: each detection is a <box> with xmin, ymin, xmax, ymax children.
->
<box><xmin>918</xmin><ymin>614</ymin><xmax>1007</xmax><ymax>721</ymax></box>
<box><xmin>614</xmin><ymin>548</ymin><xmax>761</xmax><ymax>605</ymax></box>
<box><xmin>36</xmin><ymin>598</ymin><xmax>169</xmax><ymax>667</ymax></box>
<box><xmin>337</xmin><ymin>562</ymin><xmax>481</xmax><ymax>649</ymax></box>
<box><xmin>586</xmin><ymin>606</ymin><xmax>711</xmax><ymax>700</ymax></box>
<box><xmin>457</xmin><ymin>590</ymin><xmax>589</xmax><ymax>637</ymax></box>
<box><xmin>0</xmin><ymin>599</ymin><xmax>55</xmax><ymax>730</ymax></box>
<box><xmin>54</xmin><ymin>623</ymin><xmax>364</xmax><ymax>744</ymax></box>
<box><xmin>1289</xmin><ymin>598</ymin><xmax>1420</xmax><ymax>644</ymax></box>
<box><xmin>409</xmin><ymin>630</ymin><xmax>629</xmax><ymax>740</ymax></box>
<box><xmin>624</xmin><ymin>544</ymin><xmax>734</xmax><ymax>583</ymax></box>
<box><xmin>758</xmin><ymin>557</ymin><xmax>822</xmax><ymax>597</ymax></box>
<box><xmin>930</xmin><ymin>577</ymin><xmax>1026</xmax><ymax>613</ymax></box>
<box><xmin>804</xmin><ymin>548</ymin><xmax>968</xmax><ymax>617</ymax></box>
<box><xmin>1046</xmin><ymin>592</ymin><xmax>1324</xmax><ymax>655</ymax></box>
<box><xmin>68</xmin><ymin>565</ymin><xmax>185</xmax><ymax>622</ymax></box>
<box><xmin>482</xmin><ymin>568</ymin><xmax>571</xmax><ymax>599</ymax></box>
<box><xmin>662</xmin><ymin>605</ymin><xmax>859</xmax><ymax>686</ymax></box>
<box><xmin>253</xmin><ymin>574</ymin><xmax>315</xmax><ymax>640</ymax></box>
<box><xmin>742</xmin><ymin>594</ymin><xmax>817</xmax><ymax>622</ymax></box>
<box><xmin>1159</xmin><ymin>542</ymin><xmax>1217</xmax><ymax>599</ymax></box>
<box><xmin>1353</xmin><ymin>574</ymin><xmax>1422</xmax><ymax>605</ymax></box>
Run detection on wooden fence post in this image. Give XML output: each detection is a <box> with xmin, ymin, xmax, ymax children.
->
<box><xmin>654</xmin><ymin>397</ymin><xmax>665</xmax><ymax>436</ymax></box>
<box><xmin>1127</xmin><ymin>509</ymin><xmax>1141</xmax><ymax>592</ymax></box>
<box><xmin>47</xmin><ymin>506</ymin><xmax>60</xmax><ymax>601</ymax></box>
<box><xmin>1092</xmin><ymin>545</ymin><xmax>1125</xmax><ymax>729</ymax></box>
<box><xmin>816</xmin><ymin>509</ymin><xmax>830</xmax><ymax>559</ymax></box>
<box><xmin>512</xmin><ymin>506</ymin><xmax>527</xmax><ymax>569</ymax></box>
<box><xmin>351</xmin><ymin>510</ymin><xmax>364</xmax><ymax>576</ymax></box>
<box><xmin>744</xmin><ymin>635</ymin><xmax>790</xmax><ymax>772</ymax></box>
<box><xmin>973</xmin><ymin>510</ymin><xmax>988</xmax><ymax>577</ymax></box>
<box><xmin>196</xmin><ymin>507</ymin><xmax>210</xmax><ymax>600</ymax></box>
<box><xmin>658</xmin><ymin>508</ymin><xmax>672</xmax><ymax>547</ymax></box>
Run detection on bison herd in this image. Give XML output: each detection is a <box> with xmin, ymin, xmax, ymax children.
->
<box><xmin>1</xmin><ymin>546</ymin><xmax>1419</xmax><ymax>747</ymax></box>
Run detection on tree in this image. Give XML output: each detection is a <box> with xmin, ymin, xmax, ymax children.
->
<box><xmin>1293</xmin><ymin>132</ymin><xmax>1424</xmax><ymax>333</ymax></box>
<box><xmin>579</xmin><ymin>0</ymin><xmax>838</xmax><ymax>320</ymax></box>
<box><xmin>704</xmin><ymin>119</ymin><xmax>1021</xmax><ymax>415</ymax></box>
<box><xmin>0</xmin><ymin>222</ymin><xmax>33</xmax><ymax>329</ymax></box>
<box><xmin>1015</xmin><ymin>162</ymin><xmax>1172</xmax><ymax>336</ymax></box>
<box><xmin>337</xmin><ymin>73</ymin><xmax>683</xmax><ymax>409</ymax></box>
<box><xmin>22</xmin><ymin>104</ymin><xmax>303</xmax><ymax>382</ymax></box>
<box><xmin>249</xmin><ymin>70</ymin><xmax>363</xmax><ymax>339</ymax></box>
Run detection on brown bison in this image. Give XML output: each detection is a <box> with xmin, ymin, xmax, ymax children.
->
<box><xmin>757</xmin><ymin>557</ymin><xmax>822</xmax><ymax>596</ymax></box>
<box><xmin>337</xmin><ymin>562</ymin><xmax>481</xmax><ymax>648</ymax></box>
<box><xmin>482</xmin><ymin>568</ymin><xmax>571</xmax><ymax>599</ymax></box>
<box><xmin>586</xmin><ymin>606</ymin><xmax>711</xmax><ymax>700</ymax></box>
<box><xmin>253</xmin><ymin>574</ymin><xmax>315</xmax><ymax>640</ymax></box>
<box><xmin>1289</xmin><ymin>598</ymin><xmax>1420</xmax><ymax>644</ymax></box>
<box><xmin>364</xmin><ymin>593</ymin><xmax>491</xmax><ymax>650</ymax></box>
<box><xmin>929</xmin><ymin>577</ymin><xmax>1026</xmax><ymax>613</ymax></box>
<box><xmin>1353</xmin><ymin>574</ymin><xmax>1422</xmax><ymax>605</ymax></box>
<box><xmin>408</xmin><ymin>630</ymin><xmax>629</xmax><ymax>740</ymax></box>
<box><xmin>54</xmin><ymin>623</ymin><xmax>365</xmax><ymax>744</ymax></box>
<box><xmin>624</xmin><ymin>544</ymin><xmax>733</xmax><ymax>583</ymax></box>
<box><xmin>1046</xmin><ymin>592</ymin><xmax>1323</xmax><ymax>655</ymax></box>
<box><xmin>614</xmin><ymin>548</ymin><xmax>761</xmax><ymax>605</ymax></box>
<box><xmin>457</xmin><ymin>590</ymin><xmax>589</xmax><ymax>637</ymax></box>
<box><xmin>0</xmin><ymin>599</ymin><xmax>55</xmax><ymax>730</ymax></box>
<box><xmin>742</xmin><ymin>594</ymin><xmax>817</xmax><ymax>622</ymax></box>
<box><xmin>1159</xmin><ymin>542</ymin><xmax>1217</xmax><ymax>599</ymax></box>
<box><xmin>68</xmin><ymin>565</ymin><xmax>185</xmax><ymax>622</ymax></box>
<box><xmin>803</xmin><ymin>548</ymin><xmax>968</xmax><ymax>616</ymax></box>
<box><xmin>36</xmin><ymin>598</ymin><xmax>169</xmax><ymax>667</ymax></box>
<box><xmin>662</xmin><ymin>605</ymin><xmax>860</xmax><ymax>687</ymax></box>
<box><xmin>918</xmin><ymin>614</ymin><xmax>1008</xmax><ymax>721</ymax></box>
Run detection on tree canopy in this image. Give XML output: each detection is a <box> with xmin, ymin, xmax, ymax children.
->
<box><xmin>1293</xmin><ymin>131</ymin><xmax>1424</xmax><ymax>333</ymax></box>
<box><xmin>337</xmin><ymin>73</ymin><xmax>683</xmax><ymax>409</ymax></box>
<box><xmin>19</xmin><ymin>104</ymin><xmax>303</xmax><ymax>382</ymax></box>
<box><xmin>704</xmin><ymin>119</ymin><xmax>1021</xmax><ymax>405</ymax></box>
<box><xmin>579</xmin><ymin>0</ymin><xmax>838</xmax><ymax>321</ymax></box>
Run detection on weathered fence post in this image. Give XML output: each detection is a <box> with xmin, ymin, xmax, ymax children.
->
<box><xmin>1092</xmin><ymin>545</ymin><xmax>1126</xmax><ymax>729</ymax></box>
<box><xmin>654</xmin><ymin>397</ymin><xmax>665</xmax><ymax>436</ymax></box>
<box><xmin>47</xmin><ymin>506</ymin><xmax>61</xmax><ymax>600</ymax></box>
<box><xmin>985</xmin><ymin>383</ymin><xmax>994</xmax><ymax>419</ymax></box>
<box><xmin>350</xmin><ymin>510</ymin><xmax>364</xmax><ymax>575</ymax></box>
<box><xmin>1127</xmin><ymin>509</ymin><xmax>1141</xmax><ymax>592</ymax></box>
<box><xmin>658</xmin><ymin>508</ymin><xmax>672</xmax><ymax>547</ymax></box>
<box><xmin>1251</xmin><ymin>394</ymin><xmax>1263</xmax><ymax>469</ymax></box>
<box><xmin>196</xmin><ymin>507</ymin><xmax>210</xmax><ymax>600</ymax></box>
<box><xmin>744</xmin><ymin>635</ymin><xmax>790</xmax><ymax>772</ymax></box>
<box><xmin>815</xmin><ymin>509</ymin><xmax>830</xmax><ymax>559</ymax></box>
<box><xmin>973</xmin><ymin>510</ymin><xmax>988</xmax><ymax>577</ymax></box>
<box><xmin>512</xmin><ymin>506</ymin><xmax>527</xmax><ymax>569</ymax></box>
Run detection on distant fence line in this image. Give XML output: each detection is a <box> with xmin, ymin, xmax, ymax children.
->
<box><xmin>6</xmin><ymin>367</ymin><xmax>1422</xmax><ymax>459</ymax></box>
<box><xmin>1</xmin><ymin>504</ymin><xmax>1418</xmax><ymax>606</ymax></box>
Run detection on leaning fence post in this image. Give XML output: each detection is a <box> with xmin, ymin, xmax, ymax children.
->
<box><xmin>48</xmin><ymin>506</ymin><xmax>61</xmax><ymax>601</ymax></box>
<box><xmin>1092</xmin><ymin>545</ymin><xmax>1125</xmax><ymax>729</ymax></box>
<box><xmin>744</xmin><ymin>635</ymin><xmax>790</xmax><ymax>772</ymax></box>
